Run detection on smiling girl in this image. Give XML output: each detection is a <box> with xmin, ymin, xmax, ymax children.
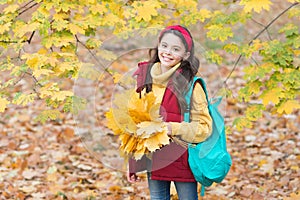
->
<box><xmin>128</xmin><ymin>25</ymin><xmax>212</xmax><ymax>200</ymax></box>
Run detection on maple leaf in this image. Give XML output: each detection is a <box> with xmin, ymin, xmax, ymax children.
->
<box><xmin>32</xmin><ymin>68</ymin><xmax>54</xmax><ymax>78</ymax></box>
<box><xmin>51</xmin><ymin>90</ymin><xmax>73</xmax><ymax>101</ymax></box>
<box><xmin>245</xmin><ymin>104</ymin><xmax>264</xmax><ymax>121</ymax></box>
<box><xmin>206</xmin><ymin>24</ymin><xmax>233</xmax><ymax>42</ymax></box>
<box><xmin>12</xmin><ymin>93</ymin><xmax>37</xmax><ymax>106</ymax></box>
<box><xmin>277</xmin><ymin>100</ymin><xmax>300</xmax><ymax>114</ymax></box>
<box><xmin>132</xmin><ymin>1</ymin><xmax>162</xmax><ymax>22</ymax></box>
<box><xmin>106</xmin><ymin>88</ymin><xmax>168</xmax><ymax>159</ymax></box>
<box><xmin>136</xmin><ymin>121</ymin><xmax>167</xmax><ymax>138</ymax></box>
<box><xmin>128</xmin><ymin>92</ymin><xmax>158</xmax><ymax>123</ymax></box>
<box><xmin>105</xmin><ymin>109</ymin><xmax>123</xmax><ymax>135</ymax></box>
<box><xmin>0</xmin><ymin>97</ymin><xmax>10</xmax><ymax>112</ymax></box>
<box><xmin>0</xmin><ymin>22</ymin><xmax>11</xmax><ymax>34</ymax></box>
<box><xmin>3</xmin><ymin>4</ymin><xmax>19</xmax><ymax>14</ymax></box>
<box><xmin>240</xmin><ymin>0</ymin><xmax>272</xmax><ymax>13</ymax></box>
<box><xmin>144</xmin><ymin>131</ymin><xmax>169</xmax><ymax>152</ymax></box>
<box><xmin>198</xmin><ymin>9</ymin><xmax>212</xmax><ymax>22</ymax></box>
<box><xmin>260</xmin><ymin>87</ymin><xmax>285</xmax><ymax>106</ymax></box>
<box><xmin>122</xmin><ymin>135</ymin><xmax>138</xmax><ymax>154</ymax></box>
<box><xmin>233</xmin><ymin>117</ymin><xmax>252</xmax><ymax>131</ymax></box>
<box><xmin>35</xmin><ymin>110</ymin><xmax>61</xmax><ymax>123</ymax></box>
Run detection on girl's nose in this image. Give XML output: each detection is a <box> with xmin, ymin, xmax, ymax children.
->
<box><xmin>164</xmin><ymin>48</ymin><xmax>172</xmax><ymax>55</ymax></box>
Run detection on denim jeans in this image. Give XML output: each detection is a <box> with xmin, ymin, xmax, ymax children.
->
<box><xmin>147</xmin><ymin>172</ymin><xmax>198</xmax><ymax>200</ymax></box>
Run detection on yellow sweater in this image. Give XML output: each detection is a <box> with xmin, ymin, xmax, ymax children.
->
<box><xmin>150</xmin><ymin>63</ymin><xmax>212</xmax><ymax>143</ymax></box>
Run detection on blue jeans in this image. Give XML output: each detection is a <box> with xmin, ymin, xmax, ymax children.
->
<box><xmin>147</xmin><ymin>173</ymin><xmax>198</xmax><ymax>200</ymax></box>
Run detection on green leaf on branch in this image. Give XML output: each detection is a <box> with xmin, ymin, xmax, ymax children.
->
<box><xmin>35</xmin><ymin>110</ymin><xmax>61</xmax><ymax>124</ymax></box>
<box><xmin>204</xmin><ymin>50</ymin><xmax>223</xmax><ymax>64</ymax></box>
<box><xmin>243</xmin><ymin>63</ymin><xmax>276</xmax><ymax>81</ymax></box>
<box><xmin>13</xmin><ymin>93</ymin><xmax>37</xmax><ymax>106</ymax></box>
<box><xmin>245</xmin><ymin>104</ymin><xmax>264</xmax><ymax>121</ymax></box>
<box><xmin>223</xmin><ymin>43</ymin><xmax>240</xmax><ymax>54</ymax></box>
<box><xmin>279</xmin><ymin>23</ymin><xmax>299</xmax><ymax>37</ymax></box>
<box><xmin>206</xmin><ymin>24</ymin><xmax>233</xmax><ymax>42</ymax></box>
<box><xmin>233</xmin><ymin>117</ymin><xmax>252</xmax><ymax>131</ymax></box>
<box><xmin>238</xmin><ymin>80</ymin><xmax>262</xmax><ymax>102</ymax></box>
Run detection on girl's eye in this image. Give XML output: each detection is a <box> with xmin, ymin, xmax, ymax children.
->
<box><xmin>161</xmin><ymin>44</ymin><xmax>167</xmax><ymax>48</ymax></box>
<box><xmin>173</xmin><ymin>48</ymin><xmax>180</xmax><ymax>52</ymax></box>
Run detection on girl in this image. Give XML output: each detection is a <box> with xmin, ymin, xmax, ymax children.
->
<box><xmin>128</xmin><ymin>25</ymin><xmax>212</xmax><ymax>200</ymax></box>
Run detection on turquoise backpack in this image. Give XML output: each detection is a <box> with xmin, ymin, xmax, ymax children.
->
<box><xmin>184</xmin><ymin>76</ymin><xmax>232</xmax><ymax>196</ymax></box>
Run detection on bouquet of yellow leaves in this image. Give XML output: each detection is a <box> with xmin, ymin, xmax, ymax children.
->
<box><xmin>105</xmin><ymin>89</ymin><xmax>170</xmax><ymax>160</ymax></box>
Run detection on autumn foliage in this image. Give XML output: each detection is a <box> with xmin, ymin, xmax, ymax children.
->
<box><xmin>106</xmin><ymin>88</ymin><xmax>169</xmax><ymax>160</ymax></box>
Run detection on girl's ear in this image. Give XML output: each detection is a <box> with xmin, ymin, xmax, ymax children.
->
<box><xmin>183</xmin><ymin>52</ymin><xmax>190</xmax><ymax>60</ymax></box>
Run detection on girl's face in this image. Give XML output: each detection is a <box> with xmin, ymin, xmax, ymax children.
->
<box><xmin>158</xmin><ymin>33</ymin><xmax>190</xmax><ymax>70</ymax></box>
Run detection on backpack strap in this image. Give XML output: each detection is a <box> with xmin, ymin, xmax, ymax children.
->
<box><xmin>184</xmin><ymin>76</ymin><xmax>208</xmax><ymax>122</ymax></box>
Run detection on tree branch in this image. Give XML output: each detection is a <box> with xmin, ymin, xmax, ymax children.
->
<box><xmin>223</xmin><ymin>3</ymin><xmax>299</xmax><ymax>85</ymax></box>
<box><xmin>18</xmin><ymin>2</ymin><xmax>39</xmax><ymax>17</ymax></box>
<box><xmin>250</xmin><ymin>18</ymin><xmax>272</xmax><ymax>40</ymax></box>
<box><xmin>74</xmin><ymin>35</ymin><xmax>113</xmax><ymax>77</ymax></box>
<box><xmin>16</xmin><ymin>0</ymin><xmax>35</xmax><ymax>13</ymax></box>
<box><xmin>0</xmin><ymin>31</ymin><xmax>35</xmax><ymax>44</ymax></box>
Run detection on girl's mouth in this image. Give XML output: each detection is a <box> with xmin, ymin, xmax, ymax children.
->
<box><xmin>162</xmin><ymin>56</ymin><xmax>173</xmax><ymax>62</ymax></box>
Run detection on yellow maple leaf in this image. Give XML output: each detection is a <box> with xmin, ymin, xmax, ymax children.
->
<box><xmin>144</xmin><ymin>131</ymin><xmax>169</xmax><ymax>152</ymax></box>
<box><xmin>240</xmin><ymin>0</ymin><xmax>272</xmax><ymax>13</ymax></box>
<box><xmin>136</xmin><ymin>121</ymin><xmax>167</xmax><ymax>138</ymax></box>
<box><xmin>51</xmin><ymin>90</ymin><xmax>73</xmax><ymax>101</ymax></box>
<box><xmin>114</xmin><ymin>109</ymin><xmax>137</xmax><ymax>134</ymax></box>
<box><xmin>261</xmin><ymin>87</ymin><xmax>285</xmax><ymax>106</ymax></box>
<box><xmin>33</xmin><ymin>69</ymin><xmax>54</xmax><ymax>78</ymax></box>
<box><xmin>122</xmin><ymin>136</ymin><xmax>138</xmax><ymax>154</ymax></box>
<box><xmin>119</xmin><ymin>133</ymin><xmax>132</xmax><ymax>150</ymax></box>
<box><xmin>128</xmin><ymin>92</ymin><xmax>158</xmax><ymax>123</ymax></box>
<box><xmin>4</xmin><ymin>4</ymin><xmax>19</xmax><ymax>14</ymax></box>
<box><xmin>26</xmin><ymin>57</ymin><xmax>40</xmax><ymax>69</ymax></box>
<box><xmin>105</xmin><ymin>109</ymin><xmax>123</xmax><ymax>135</ymax></box>
<box><xmin>0</xmin><ymin>22</ymin><xmax>11</xmax><ymax>34</ymax></box>
<box><xmin>133</xmin><ymin>1</ymin><xmax>161</xmax><ymax>22</ymax></box>
<box><xmin>0</xmin><ymin>97</ymin><xmax>10</xmax><ymax>112</ymax></box>
<box><xmin>68</xmin><ymin>23</ymin><xmax>85</xmax><ymax>35</ymax></box>
<box><xmin>14</xmin><ymin>22</ymin><xmax>40</xmax><ymax>38</ymax></box>
<box><xmin>277</xmin><ymin>100</ymin><xmax>300</xmax><ymax>114</ymax></box>
<box><xmin>198</xmin><ymin>9</ymin><xmax>212</xmax><ymax>22</ymax></box>
<box><xmin>12</xmin><ymin>93</ymin><xmax>37</xmax><ymax>106</ymax></box>
<box><xmin>106</xmin><ymin>87</ymin><xmax>167</xmax><ymax>158</ymax></box>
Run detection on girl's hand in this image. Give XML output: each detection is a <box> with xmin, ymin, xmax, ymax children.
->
<box><xmin>127</xmin><ymin>171</ymin><xmax>141</xmax><ymax>183</ymax></box>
